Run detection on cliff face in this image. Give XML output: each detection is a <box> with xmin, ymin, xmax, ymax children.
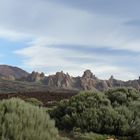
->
<box><xmin>26</xmin><ymin>71</ymin><xmax>45</xmax><ymax>82</ymax></box>
<box><xmin>44</xmin><ymin>71</ymin><xmax>74</xmax><ymax>89</ymax></box>
<box><xmin>79</xmin><ymin>70</ymin><xmax>99</xmax><ymax>90</ymax></box>
<box><xmin>33</xmin><ymin>70</ymin><xmax>140</xmax><ymax>91</ymax></box>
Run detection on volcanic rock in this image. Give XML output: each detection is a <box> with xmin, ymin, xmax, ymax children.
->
<box><xmin>26</xmin><ymin>71</ymin><xmax>45</xmax><ymax>82</ymax></box>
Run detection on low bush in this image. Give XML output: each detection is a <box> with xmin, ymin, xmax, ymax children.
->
<box><xmin>50</xmin><ymin>87</ymin><xmax>140</xmax><ymax>138</ymax></box>
<box><xmin>71</xmin><ymin>131</ymin><xmax>108</xmax><ymax>140</ymax></box>
<box><xmin>0</xmin><ymin>98</ymin><xmax>68</xmax><ymax>140</ymax></box>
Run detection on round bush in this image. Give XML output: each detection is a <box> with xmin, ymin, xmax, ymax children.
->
<box><xmin>50</xmin><ymin>88</ymin><xmax>140</xmax><ymax>137</ymax></box>
<box><xmin>105</xmin><ymin>87</ymin><xmax>140</xmax><ymax>106</ymax></box>
<box><xmin>0</xmin><ymin>98</ymin><xmax>68</xmax><ymax>140</ymax></box>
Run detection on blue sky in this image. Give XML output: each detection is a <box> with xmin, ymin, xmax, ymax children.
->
<box><xmin>0</xmin><ymin>0</ymin><xmax>140</xmax><ymax>80</ymax></box>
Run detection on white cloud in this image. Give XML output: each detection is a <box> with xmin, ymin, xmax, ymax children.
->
<box><xmin>0</xmin><ymin>28</ymin><xmax>32</xmax><ymax>41</ymax></box>
<box><xmin>0</xmin><ymin>0</ymin><xmax>140</xmax><ymax>52</ymax></box>
<box><xmin>0</xmin><ymin>0</ymin><xmax>139</xmax><ymax>52</ymax></box>
<box><xmin>15</xmin><ymin>38</ymin><xmax>138</xmax><ymax>80</ymax></box>
<box><xmin>0</xmin><ymin>0</ymin><xmax>139</xmax><ymax>80</ymax></box>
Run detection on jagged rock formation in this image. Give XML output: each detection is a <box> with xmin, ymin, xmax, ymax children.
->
<box><xmin>106</xmin><ymin>75</ymin><xmax>124</xmax><ymax>87</ymax></box>
<box><xmin>79</xmin><ymin>70</ymin><xmax>98</xmax><ymax>90</ymax></box>
<box><xmin>125</xmin><ymin>79</ymin><xmax>140</xmax><ymax>90</ymax></box>
<box><xmin>82</xmin><ymin>70</ymin><xmax>96</xmax><ymax>79</ymax></box>
<box><xmin>44</xmin><ymin>70</ymin><xmax>140</xmax><ymax>91</ymax></box>
<box><xmin>0</xmin><ymin>64</ymin><xmax>140</xmax><ymax>92</ymax></box>
<box><xmin>40</xmin><ymin>70</ymin><xmax>140</xmax><ymax>91</ymax></box>
<box><xmin>44</xmin><ymin>71</ymin><xmax>74</xmax><ymax>89</ymax></box>
<box><xmin>26</xmin><ymin>71</ymin><xmax>45</xmax><ymax>82</ymax></box>
<box><xmin>22</xmin><ymin>69</ymin><xmax>140</xmax><ymax>91</ymax></box>
<box><xmin>78</xmin><ymin>70</ymin><xmax>111</xmax><ymax>91</ymax></box>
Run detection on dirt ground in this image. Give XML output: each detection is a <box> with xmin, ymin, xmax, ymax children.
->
<box><xmin>0</xmin><ymin>90</ymin><xmax>78</xmax><ymax>106</ymax></box>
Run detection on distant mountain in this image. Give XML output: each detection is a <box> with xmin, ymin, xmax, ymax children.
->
<box><xmin>0</xmin><ymin>64</ymin><xmax>140</xmax><ymax>92</ymax></box>
<box><xmin>25</xmin><ymin>69</ymin><xmax>140</xmax><ymax>91</ymax></box>
<box><xmin>0</xmin><ymin>65</ymin><xmax>29</xmax><ymax>80</ymax></box>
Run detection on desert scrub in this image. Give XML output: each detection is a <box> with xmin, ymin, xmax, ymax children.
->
<box><xmin>25</xmin><ymin>98</ymin><xmax>43</xmax><ymax>106</ymax></box>
<box><xmin>72</xmin><ymin>132</ymin><xmax>108</xmax><ymax>140</ymax></box>
<box><xmin>50</xmin><ymin>87</ymin><xmax>140</xmax><ymax>137</ymax></box>
<box><xmin>0</xmin><ymin>98</ymin><xmax>68</xmax><ymax>140</ymax></box>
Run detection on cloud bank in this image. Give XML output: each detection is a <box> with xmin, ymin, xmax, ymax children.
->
<box><xmin>0</xmin><ymin>0</ymin><xmax>140</xmax><ymax>80</ymax></box>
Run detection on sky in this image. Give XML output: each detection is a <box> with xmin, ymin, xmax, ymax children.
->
<box><xmin>0</xmin><ymin>0</ymin><xmax>140</xmax><ymax>80</ymax></box>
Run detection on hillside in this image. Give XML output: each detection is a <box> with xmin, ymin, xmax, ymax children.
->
<box><xmin>0</xmin><ymin>65</ymin><xmax>140</xmax><ymax>92</ymax></box>
<box><xmin>0</xmin><ymin>65</ymin><xmax>29</xmax><ymax>79</ymax></box>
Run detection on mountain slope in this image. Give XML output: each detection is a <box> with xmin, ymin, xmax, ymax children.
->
<box><xmin>0</xmin><ymin>65</ymin><xmax>29</xmax><ymax>79</ymax></box>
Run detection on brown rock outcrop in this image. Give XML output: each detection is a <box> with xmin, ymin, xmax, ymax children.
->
<box><xmin>26</xmin><ymin>71</ymin><xmax>45</xmax><ymax>82</ymax></box>
<box><xmin>45</xmin><ymin>71</ymin><xmax>74</xmax><ymax>89</ymax></box>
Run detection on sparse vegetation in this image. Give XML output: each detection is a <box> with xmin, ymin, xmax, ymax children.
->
<box><xmin>0</xmin><ymin>98</ymin><xmax>68</xmax><ymax>140</ymax></box>
<box><xmin>50</xmin><ymin>87</ymin><xmax>140</xmax><ymax>139</ymax></box>
<box><xmin>25</xmin><ymin>98</ymin><xmax>43</xmax><ymax>106</ymax></box>
<box><xmin>71</xmin><ymin>131</ymin><xmax>108</xmax><ymax>140</ymax></box>
<box><xmin>0</xmin><ymin>87</ymin><xmax>139</xmax><ymax>140</ymax></box>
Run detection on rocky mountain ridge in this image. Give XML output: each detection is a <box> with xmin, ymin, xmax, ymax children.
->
<box><xmin>24</xmin><ymin>69</ymin><xmax>140</xmax><ymax>91</ymax></box>
<box><xmin>0</xmin><ymin>65</ymin><xmax>140</xmax><ymax>91</ymax></box>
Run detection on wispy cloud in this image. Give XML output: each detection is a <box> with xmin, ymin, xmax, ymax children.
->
<box><xmin>0</xmin><ymin>0</ymin><xmax>140</xmax><ymax>80</ymax></box>
<box><xmin>15</xmin><ymin>38</ymin><xmax>139</xmax><ymax>80</ymax></box>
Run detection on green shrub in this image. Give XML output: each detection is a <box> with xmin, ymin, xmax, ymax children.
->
<box><xmin>50</xmin><ymin>88</ymin><xmax>140</xmax><ymax>137</ymax></box>
<box><xmin>105</xmin><ymin>87</ymin><xmax>140</xmax><ymax>106</ymax></box>
<box><xmin>71</xmin><ymin>132</ymin><xmax>108</xmax><ymax>140</ymax></box>
<box><xmin>25</xmin><ymin>98</ymin><xmax>43</xmax><ymax>106</ymax></box>
<box><xmin>0</xmin><ymin>98</ymin><xmax>68</xmax><ymax>140</ymax></box>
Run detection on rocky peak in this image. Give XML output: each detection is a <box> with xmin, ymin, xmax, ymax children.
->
<box><xmin>46</xmin><ymin>71</ymin><xmax>73</xmax><ymax>88</ymax></box>
<box><xmin>109</xmin><ymin>75</ymin><xmax>114</xmax><ymax>80</ymax></box>
<box><xmin>55</xmin><ymin>71</ymin><xmax>70</xmax><ymax>80</ymax></box>
<box><xmin>79</xmin><ymin>70</ymin><xmax>98</xmax><ymax>90</ymax></box>
<box><xmin>82</xmin><ymin>70</ymin><xmax>96</xmax><ymax>79</ymax></box>
<box><xmin>26</xmin><ymin>71</ymin><xmax>45</xmax><ymax>82</ymax></box>
<box><xmin>56</xmin><ymin>71</ymin><xmax>67</xmax><ymax>79</ymax></box>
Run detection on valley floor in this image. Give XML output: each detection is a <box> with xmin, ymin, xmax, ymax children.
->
<box><xmin>0</xmin><ymin>90</ymin><xmax>77</xmax><ymax>106</ymax></box>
